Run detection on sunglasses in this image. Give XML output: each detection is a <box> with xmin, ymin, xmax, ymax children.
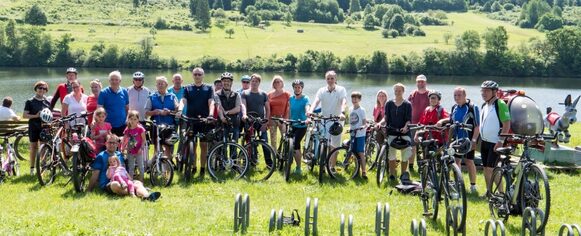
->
<box><xmin>242</xmin><ymin>81</ymin><xmax>250</xmax><ymax>84</ymax></box>
<box><xmin>194</xmin><ymin>73</ymin><xmax>203</xmax><ymax>76</ymax></box>
<box><xmin>37</xmin><ymin>87</ymin><xmax>48</xmax><ymax>91</ymax></box>
<box><xmin>133</xmin><ymin>78</ymin><xmax>144</xmax><ymax>81</ymax></box>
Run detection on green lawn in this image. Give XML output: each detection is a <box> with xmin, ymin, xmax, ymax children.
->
<box><xmin>38</xmin><ymin>12</ymin><xmax>543</xmax><ymax>62</ymax></box>
<box><xmin>1</xmin><ymin>124</ymin><xmax>578</xmax><ymax>235</ymax></box>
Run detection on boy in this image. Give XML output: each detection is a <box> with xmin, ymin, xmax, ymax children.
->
<box><xmin>0</xmin><ymin>97</ymin><xmax>20</xmax><ymax>121</ymax></box>
<box><xmin>349</xmin><ymin>91</ymin><xmax>368</xmax><ymax>179</ymax></box>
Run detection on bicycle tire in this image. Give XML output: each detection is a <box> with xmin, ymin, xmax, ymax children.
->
<box><xmin>72</xmin><ymin>151</ymin><xmax>88</xmax><ymax>193</ymax></box>
<box><xmin>276</xmin><ymin>138</ymin><xmax>286</xmax><ymax>171</ymax></box>
<box><xmin>208</xmin><ymin>142</ymin><xmax>249</xmax><ymax>181</ymax></box>
<box><xmin>520</xmin><ymin>164</ymin><xmax>550</xmax><ymax>232</ymax></box>
<box><xmin>14</xmin><ymin>135</ymin><xmax>26</xmax><ymax>161</ymax></box>
<box><xmin>488</xmin><ymin>167</ymin><xmax>510</xmax><ymax>223</ymax></box>
<box><xmin>376</xmin><ymin>145</ymin><xmax>388</xmax><ymax>187</ymax></box>
<box><xmin>244</xmin><ymin>140</ymin><xmax>276</xmax><ymax>181</ymax></box>
<box><xmin>150</xmin><ymin>157</ymin><xmax>174</xmax><ymax>187</ymax></box>
<box><xmin>442</xmin><ymin>163</ymin><xmax>467</xmax><ymax>231</ymax></box>
<box><xmin>420</xmin><ymin>160</ymin><xmax>439</xmax><ymax>220</ymax></box>
<box><xmin>303</xmin><ymin>138</ymin><xmax>316</xmax><ymax>172</ymax></box>
<box><xmin>366</xmin><ymin>139</ymin><xmax>379</xmax><ymax>171</ymax></box>
<box><xmin>284</xmin><ymin>138</ymin><xmax>294</xmax><ymax>182</ymax></box>
<box><xmin>318</xmin><ymin>142</ymin><xmax>327</xmax><ymax>183</ymax></box>
<box><xmin>327</xmin><ymin>146</ymin><xmax>360</xmax><ymax>181</ymax></box>
<box><xmin>36</xmin><ymin>144</ymin><xmax>56</xmax><ymax>186</ymax></box>
<box><xmin>183</xmin><ymin>140</ymin><xmax>195</xmax><ymax>182</ymax></box>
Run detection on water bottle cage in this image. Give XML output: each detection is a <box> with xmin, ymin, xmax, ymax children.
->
<box><xmin>283</xmin><ymin>209</ymin><xmax>301</xmax><ymax>226</ymax></box>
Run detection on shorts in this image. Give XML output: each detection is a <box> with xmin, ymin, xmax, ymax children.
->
<box><xmin>324</xmin><ymin>121</ymin><xmax>343</xmax><ymax>148</ymax></box>
<box><xmin>480</xmin><ymin>141</ymin><xmax>499</xmax><ymax>168</ymax></box>
<box><xmin>111</xmin><ymin>125</ymin><xmax>126</xmax><ymax>137</ymax></box>
<box><xmin>351</xmin><ymin>136</ymin><xmax>366</xmax><ymax>153</ymax></box>
<box><xmin>293</xmin><ymin>127</ymin><xmax>307</xmax><ymax>150</ymax></box>
<box><xmin>454</xmin><ymin>150</ymin><xmax>475</xmax><ymax>160</ymax></box>
<box><xmin>387</xmin><ymin>135</ymin><xmax>412</xmax><ymax>161</ymax></box>
<box><xmin>29</xmin><ymin>126</ymin><xmax>41</xmax><ymax>142</ymax></box>
<box><xmin>103</xmin><ymin>182</ymin><xmax>115</xmax><ymax>195</ymax></box>
<box><xmin>191</xmin><ymin>123</ymin><xmax>210</xmax><ymax>142</ymax></box>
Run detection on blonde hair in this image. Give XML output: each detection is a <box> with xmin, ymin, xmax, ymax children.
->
<box><xmin>92</xmin><ymin>107</ymin><xmax>107</xmax><ymax>125</ymax></box>
<box><xmin>108</xmin><ymin>155</ymin><xmax>121</xmax><ymax>167</ymax></box>
<box><xmin>375</xmin><ymin>90</ymin><xmax>388</xmax><ymax>107</ymax></box>
<box><xmin>271</xmin><ymin>75</ymin><xmax>284</xmax><ymax>89</ymax></box>
<box><xmin>126</xmin><ymin>110</ymin><xmax>140</xmax><ymax>126</ymax></box>
<box><xmin>393</xmin><ymin>83</ymin><xmax>405</xmax><ymax>92</ymax></box>
<box><xmin>250</xmin><ymin>73</ymin><xmax>262</xmax><ymax>83</ymax></box>
<box><xmin>325</xmin><ymin>70</ymin><xmax>337</xmax><ymax>78</ymax></box>
<box><xmin>90</xmin><ymin>79</ymin><xmax>102</xmax><ymax>88</ymax></box>
<box><xmin>455</xmin><ymin>87</ymin><xmax>466</xmax><ymax>96</ymax></box>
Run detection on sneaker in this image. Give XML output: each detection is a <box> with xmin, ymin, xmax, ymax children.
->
<box><xmin>146</xmin><ymin>192</ymin><xmax>161</xmax><ymax>202</ymax></box>
<box><xmin>389</xmin><ymin>175</ymin><xmax>396</xmax><ymax>182</ymax></box>
<box><xmin>30</xmin><ymin>168</ymin><xmax>35</xmax><ymax>175</ymax></box>
<box><xmin>470</xmin><ymin>185</ymin><xmax>478</xmax><ymax>194</ymax></box>
<box><xmin>199</xmin><ymin>168</ymin><xmax>205</xmax><ymax>177</ymax></box>
<box><xmin>294</xmin><ymin>167</ymin><xmax>302</xmax><ymax>175</ymax></box>
<box><xmin>361</xmin><ymin>173</ymin><xmax>368</xmax><ymax>180</ymax></box>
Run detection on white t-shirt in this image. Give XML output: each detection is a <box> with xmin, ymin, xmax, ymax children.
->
<box><xmin>350</xmin><ymin>106</ymin><xmax>366</xmax><ymax>137</ymax></box>
<box><xmin>128</xmin><ymin>86</ymin><xmax>151</xmax><ymax>121</ymax></box>
<box><xmin>0</xmin><ymin>106</ymin><xmax>18</xmax><ymax>121</ymax></box>
<box><xmin>63</xmin><ymin>93</ymin><xmax>88</xmax><ymax>125</ymax></box>
<box><xmin>480</xmin><ymin>102</ymin><xmax>500</xmax><ymax>143</ymax></box>
<box><xmin>315</xmin><ymin>85</ymin><xmax>347</xmax><ymax>117</ymax></box>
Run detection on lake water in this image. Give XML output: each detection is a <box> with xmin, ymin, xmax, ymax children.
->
<box><xmin>1</xmin><ymin>68</ymin><xmax>580</xmax><ymax>119</ymax></box>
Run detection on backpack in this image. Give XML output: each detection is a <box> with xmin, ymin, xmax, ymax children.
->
<box><xmin>80</xmin><ymin>137</ymin><xmax>97</xmax><ymax>162</ymax></box>
<box><xmin>451</xmin><ymin>99</ymin><xmax>475</xmax><ymax>124</ymax></box>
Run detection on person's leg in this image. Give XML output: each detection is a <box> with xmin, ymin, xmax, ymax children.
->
<box><xmin>387</xmin><ymin>136</ymin><xmax>397</xmax><ymax>177</ymax></box>
<box><xmin>29</xmin><ymin>142</ymin><xmax>38</xmax><ymax>174</ymax></box>
<box><xmin>133</xmin><ymin>180</ymin><xmax>149</xmax><ymax>198</ymax></box>
<box><xmin>269</xmin><ymin>123</ymin><xmax>278</xmax><ymax>151</ymax></box>
<box><xmin>294</xmin><ymin>128</ymin><xmax>306</xmax><ymax>168</ymax></box>
<box><xmin>465</xmin><ymin>150</ymin><xmax>477</xmax><ymax>191</ymax></box>
<box><xmin>126</xmin><ymin>179</ymin><xmax>135</xmax><ymax>196</ymax></box>
<box><xmin>200</xmin><ymin>142</ymin><xmax>208</xmax><ymax>176</ymax></box>
<box><xmin>401</xmin><ymin>144</ymin><xmax>412</xmax><ymax>174</ymax></box>
<box><xmin>127</xmin><ymin>154</ymin><xmax>136</xmax><ymax>180</ymax></box>
<box><xmin>356</xmin><ymin>137</ymin><xmax>367</xmax><ymax>177</ymax></box>
<box><xmin>260</xmin><ymin>131</ymin><xmax>272</xmax><ymax>166</ymax></box>
<box><xmin>109</xmin><ymin>181</ymin><xmax>129</xmax><ymax>196</ymax></box>
<box><xmin>481</xmin><ymin>141</ymin><xmax>493</xmax><ymax>193</ymax></box>
<box><xmin>112</xmin><ymin>174</ymin><xmax>127</xmax><ymax>189</ymax></box>
<box><xmin>137</xmin><ymin>153</ymin><xmax>145</xmax><ymax>182</ymax></box>
<box><xmin>328</xmin><ymin>133</ymin><xmax>342</xmax><ymax>169</ymax></box>
<box><xmin>409</xmin><ymin>130</ymin><xmax>416</xmax><ymax>171</ymax></box>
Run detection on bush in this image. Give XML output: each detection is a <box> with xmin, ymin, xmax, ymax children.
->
<box><xmin>197</xmin><ymin>55</ymin><xmax>227</xmax><ymax>70</ymax></box>
<box><xmin>24</xmin><ymin>4</ymin><xmax>48</xmax><ymax>25</ymax></box>
<box><xmin>382</xmin><ymin>29</ymin><xmax>390</xmax><ymax>38</ymax></box>
<box><xmin>535</xmin><ymin>13</ymin><xmax>563</xmax><ymax>31</ymax></box>
<box><xmin>154</xmin><ymin>18</ymin><xmax>169</xmax><ymax>29</ymax></box>
<box><xmin>413</xmin><ymin>28</ymin><xmax>426</xmax><ymax>36</ymax></box>
<box><xmin>491</xmin><ymin>1</ymin><xmax>502</xmax><ymax>12</ymax></box>
<box><xmin>389</xmin><ymin>29</ymin><xmax>399</xmax><ymax>38</ymax></box>
<box><xmin>503</xmin><ymin>3</ymin><xmax>515</xmax><ymax>11</ymax></box>
<box><xmin>340</xmin><ymin>55</ymin><xmax>358</xmax><ymax>73</ymax></box>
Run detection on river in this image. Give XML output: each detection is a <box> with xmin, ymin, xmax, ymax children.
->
<box><xmin>1</xmin><ymin>68</ymin><xmax>580</xmax><ymax>118</ymax></box>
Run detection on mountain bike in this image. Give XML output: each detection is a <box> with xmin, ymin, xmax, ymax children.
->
<box><xmin>144</xmin><ymin>120</ymin><xmax>175</xmax><ymax>187</ymax></box>
<box><xmin>207</xmin><ymin>117</ymin><xmax>249</xmax><ymax>181</ymax></box>
<box><xmin>243</xmin><ymin>112</ymin><xmax>276</xmax><ymax>181</ymax></box>
<box><xmin>272</xmin><ymin>117</ymin><xmax>305</xmax><ymax>182</ymax></box>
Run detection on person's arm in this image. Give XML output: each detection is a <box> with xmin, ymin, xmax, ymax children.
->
<box><xmin>138</xmin><ymin>130</ymin><xmax>146</xmax><ymax>153</ymax></box>
<box><xmin>23</xmin><ymin>101</ymin><xmax>38</xmax><ymax>119</ymax></box>
<box><xmin>497</xmin><ymin>100</ymin><xmax>511</xmax><ymax>147</ymax></box>
<box><xmin>402</xmin><ymin>103</ymin><xmax>412</xmax><ymax>133</ymax></box>
<box><xmin>87</xmin><ymin>170</ymin><xmax>100</xmax><ymax>192</ymax></box>
<box><xmin>208</xmin><ymin>98</ymin><xmax>214</xmax><ymax>118</ymax></box>
<box><xmin>62</xmin><ymin>97</ymin><xmax>69</xmax><ymax>117</ymax></box>
<box><xmin>49</xmin><ymin>86</ymin><xmax>60</xmax><ymax>110</ymax></box>
<box><xmin>144</xmin><ymin>96</ymin><xmax>156</xmax><ymax>117</ymax></box>
<box><xmin>241</xmin><ymin>93</ymin><xmax>248</xmax><ymax>120</ymax></box>
<box><xmin>106</xmin><ymin>167</ymin><xmax>114</xmax><ymax>179</ymax></box>
<box><xmin>264</xmin><ymin>99</ymin><xmax>271</xmax><ymax>121</ymax></box>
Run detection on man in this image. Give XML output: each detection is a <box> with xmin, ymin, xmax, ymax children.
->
<box><xmin>179</xmin><ymin>67</ymin><xmax>215</xmax><ymax>177</ymax></box>
<box><xmin>88</xmin><ymin>134</ymin><xmax>160</xmax><ymax>201</ymax></box>
<box><xmin>407</xmin><ymin>74</ymin><xmax>429</xmax><ymax>172</ymax></box>
<box><xmin>437</xmin><ymin>87</ymin><xmax>481</xmax><ymax>193</ymax></box>
<box><xmin>128</xmin><ymin>71</ymin><xmax>150</xmax><ymax>122</ymax></box>
<box><xmin>50</xmin><ymin>67</ymin><xmax>82</xmax><ymax>110</ymax></box>
<box><xmin>169</xmin><ymin>73</ymin><xmax>186</xmax><ymax>115</ymax></box>
<box><xmin>479</xmin><ymin>80</ymin><xmax>511</xmax><ymax>196</ymax></box>
<box><xmin>98</xmin><ymin>71</ymin><xmax>129</xmax><ymax>137</ymax></box>
<box><xmin>241</xmin><ymin>73</ymin><xmax>272</xmax><ymax>166</ymax></box>
<box><xmin>213</xmin><ymin>78</ymin><xmax>223</xmax><ymax>93</ymax></box>
<box><xmin>238</xmin><ymin>75</ymin><xmax>251</xmax><ymax>93</ymax></box>
<box><xmin>216</xmin><ymin>72</ymin><xmax>242</xmax><ymax>140</ymax></box>
<box><xmin>145</xmin><ymin>76</ymin><xmax>179</xmax><ymax>162</ymax></box>
<box><xmin>310</xmin><ymin>71</ymin><xmax>347</xmax><ymax>172</ymax></box>
<box><xmin>0</xmin><ymin>97</ymin><xmax>20</xmax><ymax>121</ymax></box>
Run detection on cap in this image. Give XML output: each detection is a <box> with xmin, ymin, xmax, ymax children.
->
<box><xmin>241</xmin><ymin>75</ymin><xmax>251</xmax><ymax>82</ymax></box>
<box><xmin>416</xmin><ymin>74</ymin><xmax>427</xmax><ymax>82</ymax></box>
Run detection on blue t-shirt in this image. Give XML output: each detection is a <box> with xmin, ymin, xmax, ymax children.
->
<box><xmin>169</xmin><ymin>86</ymin><xmax>186</xmax><ymax>114</ymax></box>
<box><xmin>184</xmin><ymin>84</ymin><xmax>213</xmax><ymax>118</ymax></box>
<box><xmin>91</xmin><ymin>150</ymin><xmax>125</xmax><ymax>189</ymax></box>
<box><xmin>98</xmin><ymin>87</ymin><xmax>129</xmax><ymax>128</ymax></box>
<box><xmin>450</xmin><ymin>100</ymin><xmax>480</xmax><ymax>139</ymax></box>
<box><xmin>289</xmin><ymin>95</ymin><xmax>310</xmax><ymax>128</ymax></box>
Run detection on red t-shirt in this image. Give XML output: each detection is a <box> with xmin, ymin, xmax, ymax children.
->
<box><xmin>408</xmin><ymin>90</ymin><xmax>430</xmax><ymax>124</ymax></box>
<box><xmin>373</xmin><ymin>106</ymin><xmax>384</xmax><ymax>123</ymax></box>
<box><xmin>419</xmin><ymin>105</ymin><xmax>449</xmax><ymax>144</ymax></box>
<box><xmin>86</xmin><ymin>95</ymin><xmax>98</xmax><ymax>124</ymax></box>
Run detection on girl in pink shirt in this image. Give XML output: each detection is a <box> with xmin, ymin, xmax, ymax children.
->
<box><xmin>106</xmin><ymin>155</ymin><xmax>135</xmax><ymax>197</ymax></box>
<box><xmin>91</xmin><ymin>108</ymin><xmax>112</xmax><ymax>152</ymax></box>
<box><xmin>121</xmin><ymin>110</ymin><xmax>146</xmax><ymax>183</ymax></box>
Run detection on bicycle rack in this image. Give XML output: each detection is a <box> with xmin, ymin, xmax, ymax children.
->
<box><xmin>339</xmin><ymin>214</ymin><xmax>353</xmax><ymax>236</ymax></box>
<box><xmin>522</xmin><ymin>207</ymin><xmax>545</xmax><ymax>236</ymax></box>
<box><xmin>234</xmin><ymin>193</ymin><xmax>250</xmax><ymax>233</ymax></box>
<box><xmin>375</xmin><ymin>202</ymin><xmax>390</xmax><ymax>236</ymax></box>
<box><xmin>446</xmin><ymin>205</ymin><xmax>465</xmax><ymax>236</ymax></box>
<box><xmin>484</xmin><ymin>219</ymin><xmax>506</xmax><ymax>236</ymax></box>
<box><xmin>410</xmin><ymin>218</ymin><xmax>427</xmax><ymax>236</ymax></box>
<box><xmin>268</xmin><ymin>208</ymin><xmax>301</xmax><ymax>232</ymax></box>
<box><xmin>559</xmin><ymin>223</ymin><xmax>581</xmax><ymax>236</ymax></box>
<box><xmin>305</xmin><ymin>197</ymin><xmax>318</xmax><ymax>236</ymax></box>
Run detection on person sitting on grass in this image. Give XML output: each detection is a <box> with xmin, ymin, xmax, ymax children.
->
<box><xmin>88</xmin><ymin>134</ymin><xmax>160</xmax><ymax>201</ymax></box>
<box><xmin>107</xmin><ymin>155</ymin><xmax>135</xmax><ymax>197</ymax></box>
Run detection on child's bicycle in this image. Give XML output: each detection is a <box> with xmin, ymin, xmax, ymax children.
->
<box><xmin>326</xmin><ymin>126</ymin><xmax>367</xmax><ymax>181</ymax></box>
<box><xmin>144</xmin><ymin>120</ymin><xmax>176</xmax><ymax>187</ymax></box>
<box><xmin>0</xmin><ymin>130</ymin><xmax>25</xmax><ymax>182</ymax></box>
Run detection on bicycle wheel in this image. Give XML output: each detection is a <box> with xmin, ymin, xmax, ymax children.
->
<box><xmin>520</xmin><ymin>164</ymin><xmax>550</xmax><ymax>232</ymax></box>
<box><xmin>59</xmin><ymin>141</ymin><xmax>73</xmax><ymax>175</ymax></box>
<box><xmin>303</xmin><ymin>137</ymin><xmax>316</xmax><ymax>172</ymax></box>
<box><xmin>318</xmin><ymin>142</ymin><xmax>328</xmax><ymax>183</ymax></box>
<box><xmin>150</xmin><ymin>157</ymin><xmax>174</xmax><ymax>187</ymax></box>
<box><xmin>244</xmin><ymin>140</ymin><xmax>276</xmax><ymax>181</ymax></box>
<box><xmin>365</xmin><ymin>139</ymin><xmax>379</xmax><ymax>171</ymax></box>
<box><xmin>14</xmin><ymin>135</ymin><xmax>27</xmax><ymax>161</ymax></box>
<box><xmin>208</xmin><ymin>142</ymin><xmax>249</xmax><ymax>181</ymax></box>
<box><xmin>72</xmin><ymin>151</ymin><xmax>88</xmax><ymax>193</ymax></box>
<box><xmin>420</xmin><ymin>161</ymin><xmax>439</xmax><ymax>220</ymax></box>
<box><xmin>488</xmin><ymin>167</ymin><xmax>510</xmax><ymax>222</ymax></box>
<box><xmin>284</xmin><ymin>138</ymin><xmax>294</xmax><ymax>182</ymax></box>
<box><xmin>276</xmin><ymin>138</ymin><xmax>286</xmax><ymax>171</ymax></box>
<box><xmin>183</xmin><ymin>140</ymin><xmax>195</xmax><ymax>182</ymax></box>
<box><xmin>327</xmin><ymin>146</ymin><xmax>360</xmax><ymax>181</ymax></box>
<box><xmin>10</xmin><ymin>153</ymin><xmax>20</xmax><ymax>177</ymax></box>
<box><xmin>376</xmin><ymin>145</ymin><xmax>388</xmax><ymax>187</ymax></box>
<box><xmin>36</xmin><ymin>144</ymin><xmax>56</xmax><ymax>186</ymax></box>
<box><xmin>442</xmin><ymin>163</ymin><xmax>467</xmax><ymax>231</ymax></box>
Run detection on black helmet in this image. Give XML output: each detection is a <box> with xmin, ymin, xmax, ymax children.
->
<box><xmin>66</xmin><ymin>67</ymin><xmax>78</xmax><ymax>74</ymax></box>
<box><xmin>481</xmin><ymin>80</ymin><xmax>499</xmax><ymax>90</ymax></box>
<box><xmin>428</xmin><ymin>90</ymin><xmax>442</xmax><ymax>100</ymax></box>
<box><xmin>292</xmin><ymin>79</ymin><xmax>304</xmax><ymax>88</ymax></box>
<box><xmin>133</xmin><ymin>71</ymin><xmax>145</xmax><ymax>79</ymax></box>
<box><xmin>220</xmin><ymin>72</ymin><xmax>234</xmax><ymax>81</ymax></box>
<box><xmin>329</xmin><ymin>122</ymin><xmax>343</xmax><ymax>136</ymax></box>
<box><xmin>390</xmin><ymin>136</ymin><xmax>410</xmax><ymax>150</ymax></box>
<box><xmin>449</xmin><ymin>138</ymin><xmax>472</xmax><ymax>156</ymax></box>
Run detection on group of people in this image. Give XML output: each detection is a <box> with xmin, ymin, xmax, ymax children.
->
<box><xmin>3</xmin><ymin>67</ymin><xmax>512</xmax><ymax>199</ymax></box>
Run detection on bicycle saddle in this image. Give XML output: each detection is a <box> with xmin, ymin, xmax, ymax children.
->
<box><xmin>495</xmin><ymin>147</ymin><xmax>513</xmax><ymax>156</ymax></box>
<box><xmin>420</xmin><ymin>139</ymin><xmax>436</xmax><ymax>147</ymax></box>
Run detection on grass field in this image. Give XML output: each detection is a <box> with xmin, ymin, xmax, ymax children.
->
<box><xmin>0</xmin><ymin>124</ymin><xmax>578</xmax><ymax>235</ymax></box>
<box><xmin>36</xmin><ymin>12</ymin><xmax>544</xmax><ymax>62</ymax></box>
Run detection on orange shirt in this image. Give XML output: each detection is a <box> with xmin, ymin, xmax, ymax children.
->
<box><xmin>268</xmin><ymin>91</ymin><xmax>291</xmax><ymax>118</ymax></box>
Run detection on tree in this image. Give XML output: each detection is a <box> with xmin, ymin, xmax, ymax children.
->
<box><xmin>455</xmin><ymin>30</ymin><xmax>480</xmax><ymax>52</ymax></box>
<box><xmin>195</xmin><ymin>0</ymin><xmax>212</xmax><ymax>31</ymax></box>
<box><xmin>190</xmin><ymin>0</ymin><xmax>197</xmax><ymax>16</ymax></box>
<box><xmin>482</xmin><ymin>26</ymin><xmax>508</xmax><ymax>55</ymax></box>
<box><xmin>213</xmin><ymin>0</ymin><xmax>224</xmax><ymax>9</ymax></box>
<box><xmin>443</xmin><ymin>32</ymin><xmax>453</xmax><ymax>44</ymax></box>
<box><xmin>382</xmin><ymin>29</ymin><xmax>389</xmax><ymax>38</ymax></box>
<box><xmin>363</xmin><ymin>4</ymin><xmax>372</xmax><ymax>15</ymax></box>
<box><xmin>24</xmin><ymin>4</ymin><xmax>48</xmax><ymax>26</ymax></box>
<box><xmin>491</xmin><ymin>1</ymin><xmax>502</xmax><ymax>12</ymax></box>
<box><xmin>519</xmin><ymin>0</ymin><xmax>551</xmax><ymax>28</ymax></box>
<box><xmin>240</xmin><ymin>0</ymin><xmax>256</xmax><ymax>14</ymax></box>
<box><xmin>225</xmin><ymin>28</ymin><xmax>235</xmax><ymax>38</ymax></box>
<box><xmin>546</xmin><ymin>28</ymin><xmax>581</xmax><ymax>74</ymax></box>
<box><xmin>246</xmin><ymin>9</ymin><xmax>261</xmax><ymax>26</ymax></box>
<box><xmin>134</xmin><ymin>0</ymin><xmax>140</xmax><ymax>7</ymax></box>
<box><xmin>283</xmin><ymin>11</ymin><xmax>293</xmax><ymax>26</ymax></box>
<box><xmin>389</xmin><ymin>14</ymin><xmax>405</xmax><ymax>33</ymax></box>
<box><xmin>368</xmin><ymin>51</ymin><xmax>389</xmax><ymax>73</ymax></box>
<box><xmin>535</xmin><ymin>13</ymin><xmax>563</xmax><ymax>31</ymax></box>
<box><xmin>363</xmin><ymin>14</ymin><xmax>376</xmax><ymax>30</ymax></box>
<box><xmin>349</xmin><ymin>0</ymin><xmax>361</xmax><ymax>13</ymax></box>
<box><xmin>345</xmin><ymin>16</ymin><xmax>355</xmax><ymax>28</ymax></box>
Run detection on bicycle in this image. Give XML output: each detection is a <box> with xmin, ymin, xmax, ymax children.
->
<box><xmin>302</xmin><ymin>114</ymin><xmax>340</xmax><ymax>183</ymax></box>
<box><xmin>410</xmin><ymin>122</ymin><xmax>468</xmax><ymax>231</ymax></box>
<box><xmin>326</xmin><ymin>126</ymin><xmax>367</xmax><ymax>181</ymax></box>
<box><xmin>144</xmin><ymin>120</ymin><xmax>175</xmax><ymax>187</ymax></box>
<box><xmin>178</xmin><ymin>115</ymin><xmax>214</xmax><ymax>182</ymax></box>
<box><xmin>0</xmin><ymin>130</ymin><xmax>26</xmax><ymax>182</ymax></box>
<box><xmin>488</xmin><ymin>133</ymin><xmax>551</xmax><ymax>232</ymax></box>
<box><xmin>207</xmin><ymin>117</ymin><xmax>249</xmax><ymax>181</ymax></box>
<box><xmin>373</xmin><ymin>125</ymin><xmax>400</xmax><ymax>188</ymax></box>
<box><xmin>272</xmin><ymin>117</ymin><xmax>305</xmax><ymax>182</ymax></box>
<box><xmin>69</xmin><ymin>112</ymin><xmax>96</xmax><ymax>193</ymax></box>
<box><xmin>364</xmin><ymin>121</ymin><xmax>380</xmax><ymax>171</ymax></box>
<box><xmin>242</xmin><ymin>112</ymin><xmax>276</xmax><ymax>181</ymax></box>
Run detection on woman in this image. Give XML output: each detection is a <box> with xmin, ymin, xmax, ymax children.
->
<box><xmin>373</xmin><ymin>90</ymin><xmax>388</xmax><ymax>144</ymax></box>
<box><xmin>62</xmin><ymin>80</ymin><xmax>88</xmax><ymax>125</ymax></box>
<box><xmin>289</xmin><ymin>80</ymin><xmax>310</xmax><ymax>175</ymax></box>
<box><xmin>23</xmin><ymin>81</ymin><xmax>51</xmax><ymax>175</ymax></box>
<box><xmin>145</xmin><ymin>76</ymin><xmax>179</xmax><ymax>161</ymax></box>
<box><xmin>267</xmin><ymin>75</ymin><xmax>290</xmax><ymax>150</ymax></box>
<box><xmin>86</xmin><ymin>79</ymin><xmax>102</xmax><ymax>124</ymax></box>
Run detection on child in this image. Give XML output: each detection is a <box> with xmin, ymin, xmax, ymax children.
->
<box><xmin>91</xmin><ymin>107</ymin><xmax>112</xmax><ymax>152</ymax></box>
<box><xmin>349</xmin><ymin>91</ymin><xmax>368</xmax><ymax>179</ymax></box>
<box><xmin>106</xmin><ymin>155</ymin><xmax>135</xmax><ymax>197</ymax></box>
<box><xmin>414</xmin><ymin>90</ymin><xmax>449</xmax><ymax>145</ymax></box>
<box><xmin>121</xmin><ymin>110</ymin><xmax>146</xmax><ymax>183</ymax></box>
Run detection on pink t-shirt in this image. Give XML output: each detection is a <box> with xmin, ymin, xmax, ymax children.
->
<box><xmin>124</xmin><ymin>125</ymin><xmax>146</xmax><ymax>155</ymax></box>
<box><xmin>408</xmin><ymin>90</ymin><xmax>430</xmax><ymax>124</ymax></box>
<box><xmin>91</xmin><ymin>122</ymin><xmax>112</xmax><ymax>151</ymax></box>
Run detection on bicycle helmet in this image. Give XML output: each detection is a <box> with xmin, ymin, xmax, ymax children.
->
<box><xmin>329</xmin><ymin>122</ymin><xmax>343</xmax><ymax>136</ymax></box>
<box><xmin>220</xmin><ymin>72</ymin><xmax>234</xmax><ymax>81</ymax></box>
<box><xmin>481</xmin><ymin>80</ymin><xmax>499</xmax><ymax>90</ymax></box>
<box><xmin>133</xmin><ymin>71</ymin><xmax>145</xmax><ymax>79</ymax></box>
<box><xmin>390</xmin><ymin>136</ymin><xmax>410</xmax><ymax>150</ymax></box>
<box><xmin>428</xmin><ymin>90</ymin><xmax>442</xmax><ymax>100</ymax></box>
<box><xmin>40</xmin><ymin>108</ymin><xmax>53</xmax><ymax>123</ymax></box>
<box><xmin>66</xmin><ymin>67</ymin><xmax>77</xmax><ymax>74</ymax></box>
<box><xmin>241</xmin><ymin>75</ymin><xmax>251</xmax><ymax>82</ymax></box>
<box><xmin>449</xmin><ymin>138</ymin><xmax>472</xmax><ymax>156</ymax></box>
<box><xmin>291</xmin><ymin>79</ymin><xmax>304</xmax><ymax>88</ymax></box>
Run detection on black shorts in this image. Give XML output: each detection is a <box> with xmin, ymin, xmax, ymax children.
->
<box><xmin>454</xmin><ymin>149</ymin><xmax>475</xmax><ymax>160</ymax></box>
<box><xmin>191</xmin><ymin>123</ymin><xmax>210</xmax><ymax>142</ymax></box>
<box><xmin>111</xmin><ymin>125</ymin><xmax>127</xmax><ymax>137</ymax></box>
<box><xmin>293</xmin><ymin>127</ymin><xmax>307</xmax><ymax>150</ymax></box>
<box><xmin>29</xmin><ymin>126</ymin><xmax>41</xmax><ymax>143</ymax></box>
<box><xmin>480</xmin><ymin>141</ymin><xmax>499</xmax><ymax>168</ymax></box>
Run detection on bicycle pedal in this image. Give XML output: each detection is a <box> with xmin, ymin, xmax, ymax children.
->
<box><xmin>422</xmin><ymin>212</ymin><xmax>433</xmax><ymax>217</ymax></box>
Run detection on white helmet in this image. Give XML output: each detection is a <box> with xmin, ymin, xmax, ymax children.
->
<box><xmin>40</xmin><ymin>108</ymin><xmax>53</xmax><ymax>123</ymax></box>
